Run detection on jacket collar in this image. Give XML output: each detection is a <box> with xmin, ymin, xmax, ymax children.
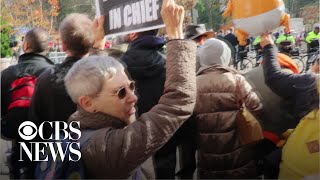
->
<box><xmin>18</xmin><ymin>53</ymin><xmax>54</xmax><ymax>64</ymax></box>
<box><xmin>197</xmin><ymin>64</ymin><xmax>238</xmax><ymax>76</ymax></box>
<box><xmin>129</xmin><ymin>36</ymin><xmax>165</xmax><ymax>50</ymax></box>
<box><xmin>68</xmin><ymin>108</ymin><xmax>126</xmax><ymax>130</ymax></box>
<box><xmin>62</xmin><ymin>56</ymin><xmax>82</xmax><ymax>65</ymax></box>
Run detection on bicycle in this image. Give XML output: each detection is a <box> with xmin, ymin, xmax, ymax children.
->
<box><xmin>250</xmin><ymin>44</ymin><xmax>263</xmax><ymax>67</ymax></box>
<box><xmin>233</xmin><ymin>48</ymin><xmax>254</xmax><ymax>74</ymax></box>
<box><xmin>298</xmin><ymin>48</ymin><xmax>319</xmax><ymax>72</ymax></box>
<box><xmin>278</xmin><ymin>41</ymin><xmax>305</xmax><ymax>73</ymax></box>
<box><xmin>304</xmin><ymin>39</ymin><xmax>319</xmax><ymax>72</ymax></box>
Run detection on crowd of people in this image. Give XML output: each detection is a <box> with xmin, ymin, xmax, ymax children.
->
<box><xmin>1</xmin><ymin>0</ymin><xmax>320</xmax><ymax>179</ymax></box>
<box><xmin>213</xmin><ymin>25</ymin><xmax>319</xmax><ymax>68</ymax></box>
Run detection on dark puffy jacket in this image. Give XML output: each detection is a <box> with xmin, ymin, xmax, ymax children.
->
<box><xmin>29</xmin><ymin>57</ymin><xmax>81</xmax><ymax>138</ymax></box>
<box><xmin>262</xmin><ymin>44</ymin><xmax>319</xmax><ymax>124</ymax></box>
<box><xmin>120</xmin><ymin>35</ymin><xmax>166</xmax><ymax>116</ymax></box>
<box><xmin>1</xmin><ymin>53</ymin><xmax>54</xmax><ymax>117</ymax></box>
<box><xmin>223</xmin><ymin>33</ymin><xmax>239</xmax><ymax>48</ymax></box>
<box><xmin>1</xmin><ymin>53</ymin><xmax>53</xmax><ymax>178</ymax></box>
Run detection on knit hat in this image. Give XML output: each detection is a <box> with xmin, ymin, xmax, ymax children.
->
<box><xmin>198</xmin><ymin>38</ymin><xmax>231</xmax><ymax>68</ymax></box>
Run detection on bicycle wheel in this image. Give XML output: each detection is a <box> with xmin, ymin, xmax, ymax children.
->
<box><xmin>292</xmin><ymin>57</ymin><xmax>305</xmax><ymax>73</ymax></box>
<box><xmin>236</xmin><ymin>58</ymin><xmax>254</xmax><ymax>74</ymax></box>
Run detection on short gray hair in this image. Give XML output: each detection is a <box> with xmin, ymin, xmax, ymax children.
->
<box><xmin>24</xmin><ymin>28</ymin><xmax>49</xmax><ymax>53</ymax></box>
<box><xmin>59</xmin><ymin>13</ymin><xmax>94</xmax><ymax>57</ymax></box>
<box><xmin>64</xmin><ymin>55</ymin><xmax>124</xmax><ymax>103</ymax></box>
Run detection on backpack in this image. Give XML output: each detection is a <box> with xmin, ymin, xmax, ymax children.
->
<box><xmin>279</xmin><ymin>109</ymin><xmax>320</xmax><ymax>179</ymax></box>
<box><xmin>35</xmin><ymin>130</ymin><xmax>95</xmax><ymax>179</ymax></box>
<box><xmin>1</xmin><ymin>66</ymin><xmax>40</xmax><ymax>140</ymax></box>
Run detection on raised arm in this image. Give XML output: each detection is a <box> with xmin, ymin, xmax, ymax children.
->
<box><xmin>261</xmin><ymin>34</ymin><xmax>316</xmax><ymax>99</ymax></box>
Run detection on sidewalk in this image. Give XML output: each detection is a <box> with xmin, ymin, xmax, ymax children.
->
<box><xmin>1</xmin><ymin>57</ymin><xmax>17</xmax><ymax>72</ymax></box>
<box><xmin>0</xmin><ymin>139</ymin><xmax>10</xmax><ymax>177</ymax></box>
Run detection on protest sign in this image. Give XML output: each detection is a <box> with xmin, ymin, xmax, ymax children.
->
<box><xmin>95</xmin><ymin>0</ymin><xmax>164</xmax><ymax>37</ymax></box>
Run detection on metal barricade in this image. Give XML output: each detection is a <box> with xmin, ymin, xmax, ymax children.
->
<box><xmin>48</xmin><ymin>52</ymin><xmax>67</xmax><ymax>64</ymax></box>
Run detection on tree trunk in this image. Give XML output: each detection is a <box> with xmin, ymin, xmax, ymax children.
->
<box><xmin>49</xmin><ymin>14</ymin><xmax>53</xmax><ymax>35</ymax></box>
<box><xmin>38</xmin><ymin>0</ymin><xmax>43</xmax><ymax>28</ymax></box>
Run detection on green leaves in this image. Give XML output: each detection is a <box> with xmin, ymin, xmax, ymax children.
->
<box><xmin>1</xmin><ymin>18</ymin><xmax>13</xmax><ymax>58</ymax></box>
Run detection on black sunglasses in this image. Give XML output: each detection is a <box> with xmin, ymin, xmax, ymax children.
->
<box><xmin>112</xmin><ymin>81</ymin><xmax>136</xmax><ymax>99</ymax></box>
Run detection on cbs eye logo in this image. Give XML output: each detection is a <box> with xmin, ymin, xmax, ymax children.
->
<box><xmin>18</xmin><ymin>121</ymin><xmax>38</xmax><ymax>141</ymax></box>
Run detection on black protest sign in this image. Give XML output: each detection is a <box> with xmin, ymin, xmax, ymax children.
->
<box><xmin>96</xmin><ymin>0</ymin><xmax>164</xmax><ymax>37</ymax></box>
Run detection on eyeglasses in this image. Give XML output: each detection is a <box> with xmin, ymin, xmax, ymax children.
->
<box><xmin>112</xmin><ymin>81</ymin><xmax>136</xmax><ymax>99</ymax></box>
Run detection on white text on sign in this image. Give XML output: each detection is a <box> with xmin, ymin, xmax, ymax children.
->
<box><xmin>109</xmin><ymin>0</ymin><xmax>160</xmax><ymax>30</ymax></box>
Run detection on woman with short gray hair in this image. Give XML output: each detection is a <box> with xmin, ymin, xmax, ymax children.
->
<box><xmin>63</xmin><ymin>0</ymin><xmax>197</xmax><ymax>178</ymax></box>
<box><xmin>65</xmin><ymin>56</ymin><xmax>124</xmax><ymax>106</ymax></box>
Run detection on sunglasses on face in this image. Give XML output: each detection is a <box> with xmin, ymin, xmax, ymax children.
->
<box><xmin>112</xmin><ymin>81</ymin><xmax>136</xmax><ymax>99</ymax></box>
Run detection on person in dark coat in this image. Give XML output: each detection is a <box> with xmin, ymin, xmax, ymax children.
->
<box><xmin>120</xmin><ymin>31</ymin><xmax>166</xmax><ymax>116</ymax></box>
<box><xmin>224</xmin><ymin>27</ymin><xmax>239</xmax><ymax>61</ymax></box>
<box><xmin>120</xmin><ymin>29</ymin><xmax>182</xmax><ymax>179</ymax></box>
<box><xmin>245</xmin><ymin>53</ymin><xmax>301</xmax><ymax>139</ymax></box>
<box><xmin>245</xmin><ymin>53</ymin><xmax>301</xmax><ymax>178</ymax></box>
<box><xmin>29</xmin><ymin>13</ymin><xmax>103</xmax><ymax>138</ymax></box>
<box><xmin>261</xmin><ymin>34</ymin><xmax>319</xmax><ymax>124</ymax></box>
<box><xmin>1</xmin><ymin>28</ymin><xmax>54</xmax><ymax>179</ymax></box>
<box><xmin>260</xmin><ymin>33</ymin><xmax>319</xmax><ymax>178</ymax></box>
<box><xmin>224</xmin><ymin>27</ymin><xmax>239</xmax><ymax>48</ymax></box>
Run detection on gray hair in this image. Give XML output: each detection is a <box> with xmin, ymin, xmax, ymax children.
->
<box><xmin>64</xmin><ymin>55</ymin><xmax>125</xmax><ymax>103</ymax></box>
<box><xmin>24</xmin><ymin>28</ymin><xmax>49</xmax><ymax>53</ymax></box>
<box><xmin>59</xmin><ymin>13</ymin><xmax>94</xmax><ymax>57</ymax></box>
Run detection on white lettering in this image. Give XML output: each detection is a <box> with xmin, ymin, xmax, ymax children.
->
<box><xmin>39</xmin><ymin>121</ymin><xmax>53</xmax><ymax>140</ymax></box>
<box><xmin>145</xmin><ymin>0</ymin><xmax>153</xmax><ymax>22</ymax></box>
<box><xmin>54</xmin><ymin>121</ymin><xmax>68</xmax><ymax>140</ymax></box>
<box><xmin>140</xmin><ymin>0</ymin><xmax>146</xmax><ymax>23</ymax></box>
<box><xmin>109</xmin><ymin>10</ymin><xmax>113</xmax><ymax>30</ymax></box>
<box><xmin>113</xmin><ymin>8</ymin><xmax>122</xmax><ymax>29</ymax></box>
<box><xmin>152</xmin><ymin>0</ymin><xmax>159</xmax><ymax>20</ymax></box>
<box><xmin>69</xmin><ymin>121</ymin><xmax>81</xmax><ymax>140</ymax></box>
<box><xmin>109</xmin><ymin>8</ymin><xmax>122</xmax><ymax>30</ymax></box>
<box><xmin>34</xmin><ymin>142</ymin><xmax>48</xmax><ymax>161</ymax></box>
<box><xmin>69</xmin><ymin>142</ymin><xmax>81</xmax><ymax>162</ymax></box>
<box><xmin>19</xmin><ymin>142</ymin><xmax>32</xmax><ymax>161</ymax></box>
<box><xmin>48</xmin><ymin>142</ymin><xmax>69</xmax><ymax>162</ymax></box>
<box><xmin>132</xmin><ymin>2</ymin><xmax>141</xmax><ymax>25</ymax></box>
<box><xmin>108</xmin><ymin>0</ymin><xmax>161</xmax><ymax>30</ymax></box>
<box><xmin>124</xmin><ymin>5</ymin><xmax>132</xmax><ymax>27</ymax></box>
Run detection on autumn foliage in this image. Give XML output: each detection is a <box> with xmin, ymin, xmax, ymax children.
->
<box><xmin>1</xmin><ymin>0</ymin><xmax>60</xmax><ymax>34</ymax></box>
